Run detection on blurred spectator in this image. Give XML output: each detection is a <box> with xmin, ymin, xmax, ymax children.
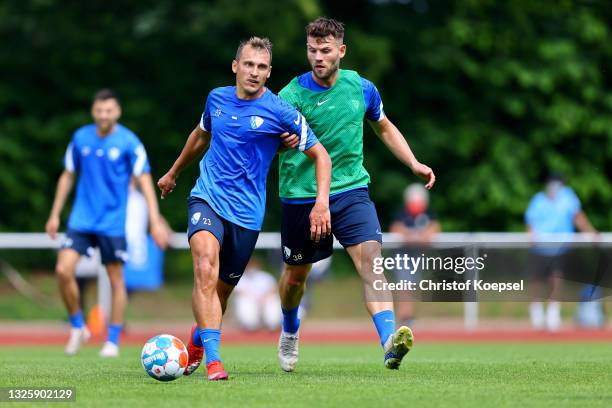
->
<box><xmin>575</xmin><ymin>285</ymin><xmax>606</xmax><ymax>328</ymax></box>
<box><xmin>525</xmin><ymin>173</ymin><xmax>597</xmax><ymax>331</ymax></box>
<box><xmin>232</xmin><ymin>258</ymin><xmax>281</xmax><ymax>331</ymax></box>
<box><xmin>389</xmin><ymin>183</ymin><xmax>441</xmax><ymax>326</ymax></box>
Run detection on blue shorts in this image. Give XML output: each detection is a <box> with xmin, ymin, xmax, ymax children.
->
<box><xmin>187</xmin><ymin>196</ymin><xmax>260</xmax><ymax>286</ymax></box>
<box><xmin>281</xmin><ymin>188</ymin><xmax>382</xmax><ymax>265</ymax></box>
<box><xmin>61</xmin><ymin>229</ymin><xmax>128</xmax><ymax>264</ymax></box>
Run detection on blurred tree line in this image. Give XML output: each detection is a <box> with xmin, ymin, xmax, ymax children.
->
<box><xmin>1</xmin><ymin>0</ymin><xmax>611</xmax><ymax>233</ymax></box>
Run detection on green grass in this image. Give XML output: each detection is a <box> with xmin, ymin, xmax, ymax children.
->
<box><xmin>1</xmin><ymin>343</ymin><xmax>611</xmax><ymax>407</ymax></box>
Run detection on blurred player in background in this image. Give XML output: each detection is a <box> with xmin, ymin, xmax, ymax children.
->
<box><xmin>157</xmin><ymin>37</ymin><xmax>331</xmax><ymax>381</ymax></box>
<box><xmin>277</xmin><ymin>17</ymin><xmax>435</xmax><ymax>372</ymax></box>
<box><xmin>232</xmin><ymin>257</ymin><xmax>281</xmax><ymax>331</ymax></box>
<box><xmin>73</xmin><ymin>179</ymin><xmax>172</xmax><ymax>333</ymax></box>
<box><xmin>389</xmin><ymin>183</ymin><xmax>440</xmax><ymax>326</ymax></box>
<box><xmin>525</xmin><ymin>172</ymin><xmax>597</xmax><ymax>331</ymax></box>
<box><xmin>45</xmin><ymin>89</ymin><xmax>168</xmax><ymax>357</ymax></box>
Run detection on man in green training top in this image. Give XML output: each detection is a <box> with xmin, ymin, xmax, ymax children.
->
<box><xmin>277</xmin><ymin>17</ymin><xmax>435</xmax><ymax>372</ymax></box>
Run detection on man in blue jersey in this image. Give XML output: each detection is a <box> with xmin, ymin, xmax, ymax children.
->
<box><xmin>525</xmin><ymin>173</ymin><xmax>597</xmax><ymax>331</ymax></box>
<box><xmin>277</xmin><ymin>18</ymin><xmax>435</xmax><ymax>372</ymax></box>
<box><xmin>157</xmin><ymin>37</ymin><xmax>331</xmax><ymax>381</ymax></box>
<box><xmin>46</xmin><ymin>89</ymin><xmax>168</xmax><ymax>357</ymax></box>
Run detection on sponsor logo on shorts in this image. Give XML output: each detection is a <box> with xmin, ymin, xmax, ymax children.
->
<box><xmin>283</xmin><ymin>246</ymin><xmax>291</xmax><ymax>259</ymax></box>
<box><xmin>61</xmin><ymin>238</ymin><xmax>74</xmax><ymax>248</ymax></box>
<box><xmin>115</xmin><ymin>250</ymin><xmax>128</xmax><ymax>262</ymax></box>
<box><xmin>191</xmin><ymin>212</ymin><xmax>201</xmax><ymax>225</ymax></box>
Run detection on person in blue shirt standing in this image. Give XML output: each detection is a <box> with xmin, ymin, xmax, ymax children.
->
<box><xmin>46</xmin><ymin>89</ymin><xmax>168</xmax><ymax>357</ymax></box>
<box><xmin>525</xmin><ymin>173</ymin><xmax>597</xmax><ymax>331</ymax></box>
<box><xmin>157</xmin><ymin>37</ymin><xmax>331</xmax><ymax>381</ymax></box>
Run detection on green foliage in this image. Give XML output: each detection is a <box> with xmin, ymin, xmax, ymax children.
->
<box><xmin>1</xmin><ymin>0</ymin><xmax>610</xmax><ymax>232</ymax></box>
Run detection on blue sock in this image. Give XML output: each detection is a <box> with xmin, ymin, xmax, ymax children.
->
<box><xmin>372</xmin><ymin>310</ymin><xmax>395</xmax><ymax>347</ymax></box>
<box><xmin>69</xmin><ymin>311</ymin><xmax>84</xmax><ymax>329</ymax></box>
<box><xmin>107</xmin><ymin>324</ymin><xmax>123</xmax><ymax>345</ymax></box>
<box><xmin>282</xmin><ymin>307</ymin><xmax>300</xmax><ymax>334</ymax></box>
<box><xmin>199</xmin><ymin>328</ymin><xmax>221</xmax><ymax>365</ymax></box>
<box><xmin>192</xmin><ymin>324</ymin><xmax>203</xmax><ymax>347</ymax></box>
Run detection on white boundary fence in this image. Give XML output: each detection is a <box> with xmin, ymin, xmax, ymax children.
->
<box><xmin>1</xmin><ymin>232</ymin><xmax>610</xmax><ymax>329</ymax></box>
<box><xmin>1</xmin><ymin>232</ymin><xmax>611</xmax><ymax>249</ymax></box>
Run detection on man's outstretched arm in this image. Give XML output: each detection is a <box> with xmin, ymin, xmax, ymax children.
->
<box><xmin>368</xmin><ymin>117</ymin><xmax>435</xmax><ymax>189</ymax></box>
<box><xmin>157</xmin><ymin>125</ymin><xmax>211</xmax><ymax>198</ymax></box>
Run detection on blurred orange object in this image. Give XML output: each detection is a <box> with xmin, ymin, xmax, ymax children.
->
<box><xmin>87</xmin><ymin>304</ymin><xmax>106</xmax><ymax>336</ymax></box>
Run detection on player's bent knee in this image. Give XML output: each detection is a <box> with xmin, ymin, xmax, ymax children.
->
<box><xmin>55</xmin><ymin>263</ymin><xmax>74</xmax><ymax>281</ymax></box>
<box><xmin>193</xmin><ymin>255</ymin><xmax>218</xmax><ymax>292</ymax></box>
<box><xmin>283</xmin><ymin>264</ymin><xmax>310</xmax><ymax>286</ymax></box>
<box><xmin>355</xmin><ymin>242</ymin><xmax>382</xmax><ymax>267</ymax></box>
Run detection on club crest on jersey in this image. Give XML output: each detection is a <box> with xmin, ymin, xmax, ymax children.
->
<box><xmin>351</xmin><ymin>99</ymin><xmax>360</xmax><ymax>111</ymax></box>
<box><xmin>250</xmin><ymin>116</ymin><xmax>264</xmax><ymax>129</ymax></box>
<box><xmin>108</xmin><ymin>147</ymin><xmax>120</xmax><ymax>161</ymax></box>
<box><xmin>213</xmin><ymin>108</ymin><xmax>222</xmax><ymax>117</ymax></box>
<box><xmin>191</xmin><ymin>212</ymin><xmax>201</xmax><ymax>225</ymax></box>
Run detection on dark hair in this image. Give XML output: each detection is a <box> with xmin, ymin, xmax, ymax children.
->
<box><xmin>306</xmin><ymin>17</ymin><xmax>345</xmax><ymax>42</ymax></box>
<box><xmin>92</xmin><ymin>88</ymin><xmax>120</xmax><ymax>105</ymax></box>
<box><xmin>235</xmin><ymin>36</ymin><xmax>273</xmax><ymax>63</ymax></box>
<box><xmin>546</xmin><ymin>172</ymin><xmax>564</xmax><ymax>183</ymax></box>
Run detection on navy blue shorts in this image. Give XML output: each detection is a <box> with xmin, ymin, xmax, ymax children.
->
<box><xmin>61</xmin><ymin>229</ymin><xmax>128</xmax><ymax>264</ymax></box>
<box><xmin>187</xmin><ymin>196</ymin><xmax>259</xmax><ymax>286</ymax></box>
<box><xmin>281</xmin><ymin>188</ymin><xmax>382</xmax><ymax>265</ymax></box>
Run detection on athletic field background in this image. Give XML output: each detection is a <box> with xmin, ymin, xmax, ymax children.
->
<box><xmin>3</xmin><ymin>344</ymin><xmax>611</xmax><ymax>407</ymax></box>
<box><xmin>3</xmin><ymin>2</ymin><xmax>612</xmax><ymax>407</ymax></box>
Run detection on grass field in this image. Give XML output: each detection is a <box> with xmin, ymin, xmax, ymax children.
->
<box><xmin>2</xmin><ymin>343</ymin><xmax>611</xmax><ymax>407</ymax></box>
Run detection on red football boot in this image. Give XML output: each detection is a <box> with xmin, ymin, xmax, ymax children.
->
<box><xmin>184</xmin><ymin>324</ymin><xmax>204</xmax><ymax>376</ymax></box>
<box><xmin>206</xmin><ymin>360</ymin><xmax>229</xmax><ymax>381</ymax></box>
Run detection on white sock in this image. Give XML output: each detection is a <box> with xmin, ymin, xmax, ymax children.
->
<box><xmin>546</xmin><ymin>301</ymin><xmax>561</xmax><ymax>331</ymax></box>
<box><xmin>529</xmin><ymin>302</ymin><xmax>544</xmax><ymax>329</ymax></box>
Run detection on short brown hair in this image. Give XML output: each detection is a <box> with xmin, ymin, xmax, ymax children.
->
<box><xmin>92</xmin><ymin>88</ymin><xmax>120</xmax><ymax>105</ymax></box>
<box><xmin>306</xmin><ymin>17</ymin><xmax>345</xmax><ymax>42</ymax></box>
<box><xmin>235</xmin><ymin>36</ymin><xmax>273</xmax><ymax>63</ymax></box>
